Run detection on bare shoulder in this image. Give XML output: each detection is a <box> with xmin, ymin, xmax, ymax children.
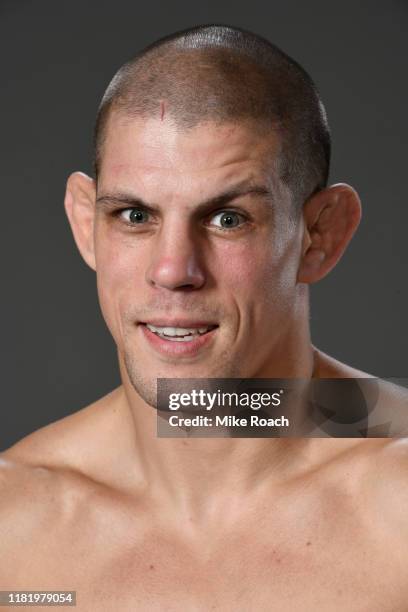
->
<box><xmin>0</xmin><ymin>453</ymin><xmax>80</xmax><ymax>528</ymax></box>
<box><xmin>314</xmin><ymin>345</ymin><xmax>408</xmax><ymax>407</ymax></box>
<box><xmin>1</xmin><ymin>386</ymin><xmax>127</xmax><ymax>480</ymax></box>
<box><xmin>367</xmin><ymin>437</ymin><xmax>408</xmax><ymax>505</ymax></box>
<box><xmin>0</xmin><ymin>384</ymin><xmax>115</xmax><ymax>487</ymax></box>
<box><xmin>0</xmin><ymin>452</ymin><xmax>90</xmax><ymax>581</ymax></box>
<box><xmin>362</xmin><ymin>438</ymin><xmax>408</xmax><ymax>547</ymax></box>
<box><xmin>328</xmin><ymin>437</ymin><xmax>408</xmax><ymax>540</ymax></box>
<box><xmin>0</xmin><ymin>387</ymin><xmax>131</xmax><ymax>577</ymax></box>
<box><xmin>0</xmin><ymin>386</ymin><xmax>126</xmax><ymax>527</ymax></box>
<box><xmin>313</xmin><ymin>347</ymin><xmax>408</xmax><ymax>534</ymax></box>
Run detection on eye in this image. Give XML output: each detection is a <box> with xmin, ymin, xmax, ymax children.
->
<box><xmin>120</xmin><ymin>208</ymin><xmax>150</xmax><ymax>224</ymax></box>
<box><xmin>210</xmin><ymin>210</ymin><xmax>246</xmax><ymax>230</ymax></box>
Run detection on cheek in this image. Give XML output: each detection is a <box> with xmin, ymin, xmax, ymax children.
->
<box><xmin>94</xmin><ymin>233</ymin><xmax>145</xmax><ymax>335</ymax></box>
<box><xmin>214</xmin><ymin>239</ymin><xmax>294</xmax><ymax>303</ymax></box>
<box><xmin>216</xmin><ymin>242</ymin><xmax>253</xmax><ymax>283</ymax></box>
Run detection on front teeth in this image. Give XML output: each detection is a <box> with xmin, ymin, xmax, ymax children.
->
<box><xmin>146</xmin><ymin>324</ymin><xmax>212</xmax><ymax>341</ymax></box>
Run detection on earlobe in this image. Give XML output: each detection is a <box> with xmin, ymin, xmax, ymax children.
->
<box><xmin>64</xmin><ymin>172</ymin><xmax>97</xmax><ymax>271</ymax></box>
<box><xmin>297</xmin><ymin>183</ymin><xmax>362</xmax><ymax>284</ymax></box>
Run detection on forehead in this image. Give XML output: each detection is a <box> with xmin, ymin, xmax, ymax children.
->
<box><xmin>98</xmin><ymin>113</ymin><xmax>283</xmax><ymax>197</ymax></box>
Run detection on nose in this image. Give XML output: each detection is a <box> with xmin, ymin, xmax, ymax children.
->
<box><xmin>146</xmin><ymin>224</ymin><xmax>206</xmax><ymax>291</ymax></box>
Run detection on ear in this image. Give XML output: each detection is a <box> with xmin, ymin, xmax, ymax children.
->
<box><xmin>297</xmin><ymin>183</ymin><xmax>362</xmax><ymax>284</ymax></box>
<box><xmin>64</xmin><ymin>172</ymin><xmax>96</xmax><ymax>271</ymax></box>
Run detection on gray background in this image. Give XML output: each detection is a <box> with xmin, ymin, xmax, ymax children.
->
<box><xmin>1</xmin><ymin>0</ymin><xmax>407</xmax><ymax>450</ymax></box>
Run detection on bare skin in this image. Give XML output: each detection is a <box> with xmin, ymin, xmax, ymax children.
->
<box><xmin>1</xmin><ymin>117</ymin><xmax>407</xmax><ymax>610</ymax></box>
<box><xmin>1</xmin><ymin>352</ymin><xmax>408</xmax><ymax>611</ymax></box>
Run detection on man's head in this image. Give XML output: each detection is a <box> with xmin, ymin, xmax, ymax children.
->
<box><xmin>65</xmin><ymin>24</ymin><xmax>361</xmax><ymax>407</ymax></box>
<box><xmin>94</xmin><ymin>24</ymin><xmax>331</xmax><ymax>209</ymax></box>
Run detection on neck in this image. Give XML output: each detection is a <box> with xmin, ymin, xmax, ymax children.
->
<box><xmin>113</xmin><ymin>329</ymin><xmax>322</xmax><ymax>520</ymax></box>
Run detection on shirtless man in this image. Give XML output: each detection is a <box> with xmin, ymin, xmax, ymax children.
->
<box><xmin>1</xmin><ymin>24</ymin><xmax>407</xmax><ymax>611</ymax></box>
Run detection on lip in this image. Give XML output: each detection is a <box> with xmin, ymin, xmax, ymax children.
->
<box><xmin>141</xmin><ymin>319</ymin><xmax>217</xmax><ymax>329</ymax></box>
<box><xmin>139</xmin><ymin>322</ymin><xmax>218</xmax><ymax>358</ymax></box>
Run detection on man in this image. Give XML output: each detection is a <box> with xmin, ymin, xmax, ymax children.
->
<box><xmin>1</xmin><ymin>24</ymin><xmax>407</xmax><ymax>611</ymax></box>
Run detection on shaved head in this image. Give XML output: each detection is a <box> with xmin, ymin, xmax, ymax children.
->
<box><xmin>94</xmin><ymin>24</ymin><xmax>330</xmax><ymax>207</ymax></box>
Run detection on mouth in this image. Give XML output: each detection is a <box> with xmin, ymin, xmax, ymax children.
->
<box><xmin>143</xmin><ymin>322</ymin><xmax>217</xmax><ymax>342</ymax></box>
<box><xmin>138</xmin><ymin>321</ymin><xmax>219</xmax><ymax>357</ymax></box>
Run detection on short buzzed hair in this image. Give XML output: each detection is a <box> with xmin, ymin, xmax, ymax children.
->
<box><xmin>94</xmin><ymin>24</ymin><xmax>331</xmax><ymax>208</ymax></box>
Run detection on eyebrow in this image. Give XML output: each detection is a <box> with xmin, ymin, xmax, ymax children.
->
<box><xmin>96</xmin><ymin>183</ymin><xmax>274</xmax><ymax>214</ymax></box>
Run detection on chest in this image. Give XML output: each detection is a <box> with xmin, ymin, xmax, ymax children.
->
<box><xmin>11</xmin><ymin>517</ymin><xmax>407</xmax><ymax>612</ymax></box>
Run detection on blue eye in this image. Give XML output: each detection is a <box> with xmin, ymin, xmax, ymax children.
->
<box><xmin>121</xmin><ymin>209</ymin><xmax>150</xmax><ymax>224</ymax></box>
<box><xmin>210</xmin><ymin>211</ymin><xmax>245</xmax><ymax>229</ymax></box>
